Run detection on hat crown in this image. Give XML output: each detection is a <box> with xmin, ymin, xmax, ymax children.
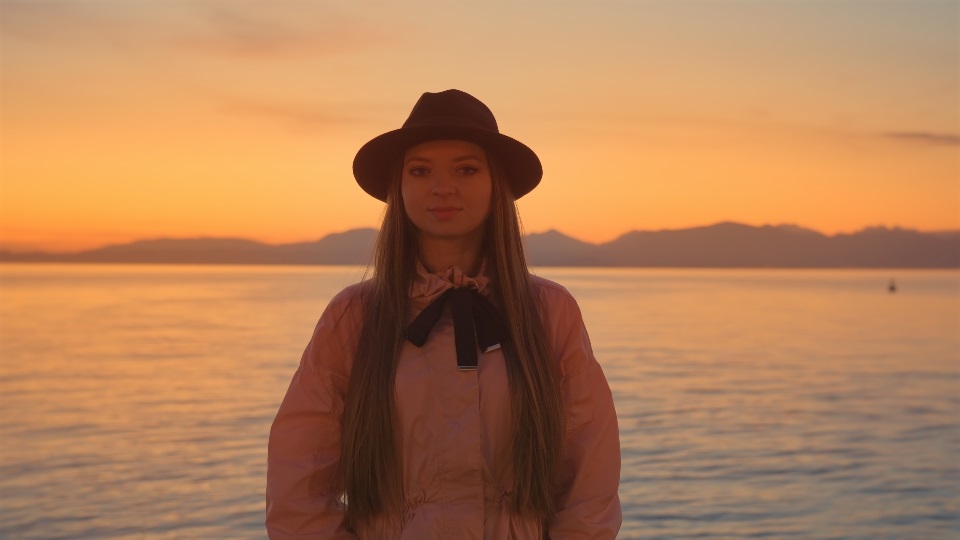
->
<box><xmin>353</xmin><ymin>89</ymin><xmax>541</xmax><ymax>201</ymax></box>
<box><xmin>402</xmin><ymin>89</ymin><xmax>500</xmax><ymax>133</ymax></box>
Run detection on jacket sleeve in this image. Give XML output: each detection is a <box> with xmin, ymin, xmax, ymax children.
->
<box><xmin>545</xmin><ymin>287</ymin><xmax>622</xmax><ymax>539</ymax></box>
<box><xmin>266</xmin><ymin>291</ymin><xmax>361</xmax><ymax>539</ymax></box>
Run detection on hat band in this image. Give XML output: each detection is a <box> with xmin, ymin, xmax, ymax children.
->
<box><xmin>402</xmin><ymin>115</ymin><xmax>498</xmax><ymax>132</ymax></box>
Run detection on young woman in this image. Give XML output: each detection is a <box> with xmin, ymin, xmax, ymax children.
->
<box><xmin>266</xmin><ymin>90</ymin><xmax>621</xmax><ymax>539</ymax></box>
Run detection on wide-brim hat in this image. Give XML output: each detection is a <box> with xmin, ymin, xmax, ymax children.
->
<box><xmin>353</xmin><ymin>89</ymin><xmax>542</xmax><ymax>201</ymax></box>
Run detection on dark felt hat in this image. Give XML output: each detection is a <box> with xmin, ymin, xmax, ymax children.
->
<box><xmin>353</xmin><ymin>89</ymin><xmax>542</xmax><ymax>201</ymax></box>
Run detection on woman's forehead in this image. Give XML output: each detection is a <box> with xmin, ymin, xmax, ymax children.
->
<box><xmin>403</xmin><ymin>139</ymin><xmax>487</xmax><ymax>162</ymax></box>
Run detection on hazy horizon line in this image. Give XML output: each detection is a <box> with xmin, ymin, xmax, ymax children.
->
<box><xmin>3</xmin><ymin>220</ymin><xmax>957</xmax><ymax>255</ymax></box>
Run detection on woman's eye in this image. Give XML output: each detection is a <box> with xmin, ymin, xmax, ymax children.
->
<box><xmin>457</xmin><ymin>166</ymin><xmax>479</xmax><ymax>175</ymax></box>
<box><xmin>408</xmin><ymin>167</ymin><xmax>429</xmax><ymax>176</ymax></box>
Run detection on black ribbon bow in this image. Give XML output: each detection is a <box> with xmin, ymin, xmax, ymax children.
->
<box><xmin>404</xmin><ymin>286</ymin><xmax>505</xmax><ymax>371</ymax></box>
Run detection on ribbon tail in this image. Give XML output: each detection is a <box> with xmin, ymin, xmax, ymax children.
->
<box><xmin>472</xmin><ymin>294</ymin><xmax>504</xmax><ymax>353</ymax></box>
<box><xmin>450</xmin><ymin>288</ymin><xmax>479</xmax><ymax>371</ymax></box>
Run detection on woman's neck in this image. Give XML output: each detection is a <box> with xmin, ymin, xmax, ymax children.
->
<box><xmin>418</xmin><ymin>236</ymin><xmax>483</xmax><ymax>275</ymax></box>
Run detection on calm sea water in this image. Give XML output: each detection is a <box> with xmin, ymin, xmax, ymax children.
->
<box><xmin>0</xmin><ymin>264</ymin><xmax>957</xmax><ymax>539</ymax></box>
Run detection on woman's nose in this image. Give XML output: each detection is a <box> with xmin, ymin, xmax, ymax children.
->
<box><xmin>430</xmin><ymin>173</ymin><xmax>456</xmax><ymax>195</ymax></box>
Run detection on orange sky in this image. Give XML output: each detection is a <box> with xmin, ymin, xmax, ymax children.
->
<box><xmin>1</xmin><ymin>1</ymin><xmax>957</xmax><ymax>252</ymax></box>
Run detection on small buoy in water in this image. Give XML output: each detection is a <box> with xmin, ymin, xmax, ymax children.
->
<box><xmin>888</xmin><ymin>279</ymin><xmax>897</xmax><ymax>293</ymax></box>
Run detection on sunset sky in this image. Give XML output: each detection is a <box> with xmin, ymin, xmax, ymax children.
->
<box><xmin>1</xmin><ymin>0</ymin><xmax>957</xmax><ymax>252</ymax></box>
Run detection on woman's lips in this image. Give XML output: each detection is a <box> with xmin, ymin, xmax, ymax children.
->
<box><xmin>429</xmin><ymin>206</ymin><xmax>461</xmax><ymax>220</ymax></box>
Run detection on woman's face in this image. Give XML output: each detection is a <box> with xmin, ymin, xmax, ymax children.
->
<box><xmin>401</xmin><ymin>139</ymin><xmax>493</xmax><ymax>246</ymax></box>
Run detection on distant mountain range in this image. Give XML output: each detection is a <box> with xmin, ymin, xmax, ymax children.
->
<box><xmin>1</xmin><ymin>223</ymin><xmax>957</xmax><ymax>268</ymax></box>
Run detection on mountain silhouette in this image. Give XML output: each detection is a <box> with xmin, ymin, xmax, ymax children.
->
<box><xmin>568</xmin><ymin>222</ymin><xmax>959</xmax><ymax>267</ymax></box>
<box><xmin>1</xmin><ymin>223</ymin><xmax>956</xmax><ymax>268</ymax></box>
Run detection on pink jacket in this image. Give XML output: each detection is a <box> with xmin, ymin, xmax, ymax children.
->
<box><xmin>266</xmin><ymin>265</ymin><xmax>621</xmax><ymax>539</ymax></box>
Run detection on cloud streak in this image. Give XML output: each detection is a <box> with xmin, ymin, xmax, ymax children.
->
<box><xmin>0</xmin><ymin>0</ymin><xmax>399</xmax><ymax>59</ymax></box>
<box><xmin>173</xmin><ymin>2</ymin><xmax>397</xmax><ymax>59</ymax></box>
<box><xmin>218</xmin><ymin>97</ymin><xmax>371</xmax><ymax>132</ymax></box>
<box><xmin>0</xmin><ymin>1</ymin><xmax>142</xmax><ymax>48</ymax></box>
<box><xmin>884</xmin><ymin>131</ymin><xmax>960</xmax><ymax>146</ymax></box>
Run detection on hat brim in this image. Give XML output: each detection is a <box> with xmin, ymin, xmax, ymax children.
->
<box><xmin>353</xmin><ymin>125</ymin><xmax>542</xmax><ymax>202</ymax></box>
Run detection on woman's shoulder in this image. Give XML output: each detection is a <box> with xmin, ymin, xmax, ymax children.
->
<box><xmin>302</xmin><ymin>280</ymin><xmax>372</xmax><ymax>376</ymax></box>
<box><xmin>312</xmin><ymin>280</ymin><xmax>372</xmax><ymax>338</ymax></box>
<box><xmin>529</xmin><ymin>274</ymin><xmax>585</xmax><ymax>323</ymax></box>
<box><xmin>529</xmin><ymin>274</ymin><xmax>577</xmax><ymax>305</ymax></box>
<box><xmin>528</xmin><ymin>274</ymin><xmax>597</xmax><ymax>377</ymax></box>
<box><xmin>325</xmin><ymin>279</ymin><xmax>373</xmax><ymax>315</ymax></box>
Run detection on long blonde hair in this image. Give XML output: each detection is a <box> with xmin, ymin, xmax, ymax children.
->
<box><xmin>337</xmin><ymin>155</ymin><xmax>564</xmax><ymax>528</ymax></box>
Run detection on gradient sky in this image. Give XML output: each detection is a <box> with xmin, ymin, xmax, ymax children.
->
<box><xmin>1</xmin><ymin>0</ymin><xmax>957</xmax><ymax>252</ymax></box>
